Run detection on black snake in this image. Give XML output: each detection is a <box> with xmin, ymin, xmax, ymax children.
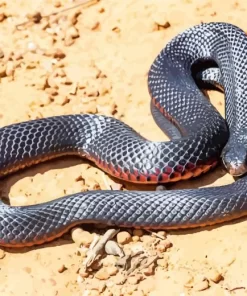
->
<box><xmin>1</xmin><ymin>22</ymin><xmax>247</xmax><ymax>247</ymax></box>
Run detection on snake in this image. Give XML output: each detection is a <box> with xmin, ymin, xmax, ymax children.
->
<box><xmin>1</xmin><ymin>22</ymin><xmax>247</xmax><ymax>247</ymax></box>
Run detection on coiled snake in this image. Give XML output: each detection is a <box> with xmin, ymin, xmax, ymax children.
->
<box><xmin>1</xmin><ymin>22</ymin><xmax>247</xmax><ymax>247</ymax></box>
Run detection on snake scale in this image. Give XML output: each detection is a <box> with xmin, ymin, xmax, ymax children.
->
<box><xmin>1</xmin><ymin>22</ymin><xmax>247</xmax><ymax>247</ymax></box>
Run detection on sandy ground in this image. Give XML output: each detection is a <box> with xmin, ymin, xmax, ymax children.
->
<box><xmin>0</xmin><ymin>0</ymin><xmax>247</xmax><ymax>295</ymax></box>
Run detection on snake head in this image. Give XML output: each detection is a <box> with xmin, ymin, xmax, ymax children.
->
<box><xmin>221</xmin><ymin>143</ymin><xmax>247</xmax><ymax>176</ymax></box>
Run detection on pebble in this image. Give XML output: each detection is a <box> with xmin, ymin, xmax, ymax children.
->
<box><xmin>133</xmin><ymin>229</ymin><xmax>144</xmax><ymax>237</ymax></box>
<box><xmin>95</xmin><ymin>268</ymin><xmax>110</xmax><ymax>280</ymax></box>
<box><xmin>158</xmin><ymin>239</ymin><xmax>173</xmax><ymax>251</ymax></box>
<box><xmin>127</xmin><ymin>274</ymin><xmax>143</xmax><ymax>285</ymax></box>
<box><xmin>79</xmin><ymin>268</ymin><xmax>89</xmax><ymax>278</ymax></box>
<box><xmin>26</xmin><ymin>11</ymin><xmax>42</xmax><ymax>23</ymax></box>
<box><xmin>102</xmin><ymin>255</ymin><xmax>117</xmax><ymax>267</ymax></box>
<box><xmin>27</xmin><ymin>42</ymin><xmax>37</xmax><ymax>53</ymax></box>
<box><xmin>53</xmin><ymin>49</ymin><xmax>66</xmax><ymax>59</ymax></box>
<box><xmin>132</xmin><ymin>236</ymin><xmax>140</xmax><ymax>242</ymax></box>
<box><xmin>57</xmin><ymin>264</ymin><xmax>67</xmax><ymax>273</ymax></box>
<box><xmin>157</xmin><ymin>231</ymin><xmax>167</xmax><ymax>239</ymax></box>
<box><xmin>106</xmin><ymin>266</ymin><xmax>118</xmax><ymax>276</ymax></box>
<box><xmin>116</xmin><ymin>231</ymin><xmax>132</xmax><ymax>245</ymax></box>
<box><xmin>71</xmin><ymin>227</ymin><xmax>93</xmax><ymax>247</ymax></box>
<box><xmin>66</xmin><ymin>26</ymin><xmax>80</xmax><ymax>38</ymax></box>
<box><xmin>207</xmin><ymin>269</ymin><xmax>223</xmax><ymax>283</ymax></box>
<box><xmin>0</xmin><ymin>249</ymin><xmax>5</xmax><ymax>259</ymax></box>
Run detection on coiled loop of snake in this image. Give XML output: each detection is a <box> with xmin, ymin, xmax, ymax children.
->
<box><xmin>1</xmin><ymin>22</ymin><xmax>247</xmax><ymax>247</ymax></box>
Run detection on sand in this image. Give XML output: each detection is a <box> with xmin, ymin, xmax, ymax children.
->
<box><xmin>0</xmin><ymin>0</ymin><xmax>247</xmax><ymax>295</ymax></box>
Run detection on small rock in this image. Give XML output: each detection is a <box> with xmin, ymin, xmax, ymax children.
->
<box><xmin>194</xmin><ymin>278</ymin><xmax>209</xmax><ymax>291</ymax></box>
<box><xmin>26</xmin><ymin>11</ymin><xmax>42</xmax><ymax>23</ymax></box>
<box><xmin>157</xmin><ymin>244</ymin><xmax>166</xmax><ymax>253</ymax></box>
<box><xmin>158</xmin><ymin>239</ymin><xmax>173</xmax><ymax>251</ymax></box>
<box><xmin>207</xmin><ymin>269</ymin><xmax>223</xmax><ymax>283</ymax></box>
<box><xmin>0</xmin><ymin>249</ymin><xmax>5</xmax><ymax>259</ymax></box>
<box><xmin>116</xmin><ymin>231</ymin><xmax>131</xmax><ymax>245</ymax></box>
<box><xmin>157</xmin><ymin>231</ymin><xmax>167</xmax><ymax>239</ymax></box>
<box><xmin>101</xmin><ymin>255</ymin><xmax>117</xmax><ymax>267</ymax></box>
<box><xmin>53</xmin><ymin>49</ymin><xmax>66</xmax><ymax>59</ymax></box>
<box><xmin>95</xmin><ymin>268</ymin><xmax>110</xmax><ymax>280</ymax></box>
<box><xmin>127</xmin><ymin>274</ymin><xmax>143</xmax><ymax>285</ymax></box>
<box><xmin>71</xmin><ymin>227</ymin><xmax>93</xmax><ymax>247</ymax></box>
<box><xmin>133</xmin><ymin>229</ymin><xmax>144</xmax><ymax>237</ymax></box>
<box><xmin>57</xmin><ymin>264</ymin><xmax>67</xmax><ymax>273</ymax></box>
<box><xmin>132</xmin><ymin>236</ymin><xmax>140</xmax><ymax>242</ymax></box>
<box><xmin>27</xmin><ymin>42</ymin><xmax>37</xmax><ymax>53</ymax></box>
<box><xmin>79</xmin><ymin>268</ymin><xmax>89</xmax><ymax>278</ymax></box>
<box><xmin>106</xmin><ymin>266</ymin><xmax>118</xmax><ymax>276</ymax></box>
<box><xmin>66</xmin><ymin>26</ymin><xmax>79</xmax><ymax>38</ymax></box>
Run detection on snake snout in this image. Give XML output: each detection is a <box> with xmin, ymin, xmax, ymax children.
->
<box><xmin>221</xmin><ymin>145</ymin><xmax>247</xmax><ymax>176</ymax></box>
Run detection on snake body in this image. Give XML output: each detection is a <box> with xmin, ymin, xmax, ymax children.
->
<box><xmin>1</xmin><ymin>22</ymin><xmax>247</xmax><ymax>247</ymax></box>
